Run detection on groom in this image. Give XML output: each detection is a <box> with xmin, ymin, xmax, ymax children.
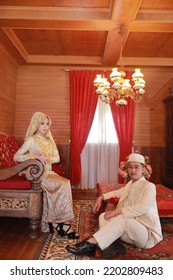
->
<box><xmin>66</xmin><ymin>153</ymin><xmax>163</xmax><ymax>259</ymax></box>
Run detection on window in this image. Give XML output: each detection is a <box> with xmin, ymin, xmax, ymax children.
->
<box><xmin>87</xmin><ymin>99</ymin><xmax>118</xmax><ymax>144</ymax></box>
<box><xmin>81</xmin><ymin>99</ymin><xmax>119</xmax><ymax>189</ymax></box>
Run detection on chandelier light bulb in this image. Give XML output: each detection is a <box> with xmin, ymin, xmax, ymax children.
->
<box><xmin>132</xmin><ymin>68</ymin><xmax>144</xmax><ymax>80</ymax></box>
<box><xmin>110</xmin><ymin>68</ymin><xmax>121</xmax><ymax>81</ymax></box>
<box><xmin>112</xmin><ymin>82</ymin><xmax>121</xmax><ymax>89</ymax></box>
<box><xmin>102</xmin><ymin>78</ymin><xmax>110</xmax><ymax>88</ymax></box>
<box><xmin>94</xmin><ymin>75</ymin><xmax>104</xmax><ymax>86</ymax></box>
<box><xmin>121</xmin><ymin>79</ymin><xmax>131</xmax><ymax>89</ymax></box>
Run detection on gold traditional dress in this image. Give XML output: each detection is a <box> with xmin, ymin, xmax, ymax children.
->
<box><xmin>13</xmin><ymin>112</ymin><xmax>74</xmax><ymax>232</ymax></box>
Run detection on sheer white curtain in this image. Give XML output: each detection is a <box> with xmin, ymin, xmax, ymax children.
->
<box><xmin>80</xmin><ymin>99</ymin><xmax>120</xmax><ymax>189</ymax></box>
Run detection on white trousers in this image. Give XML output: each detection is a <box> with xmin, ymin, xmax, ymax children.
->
<box><xmin>93</xmin><ymin>213</ymin><xmax>149</xmax><ymax>251</ymax></box>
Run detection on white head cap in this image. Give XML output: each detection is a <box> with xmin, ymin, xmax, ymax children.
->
<box><xmin>127</xmin><ymin>153</ymin><xmax>145</xmax><ymax>165</ymax></box>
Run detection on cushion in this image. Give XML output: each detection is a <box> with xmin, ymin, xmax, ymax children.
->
<box><xmin>0</xmin><ymin>164</ymin><xmax>65</xmax><ymax>190</ymax></box>
<box><xmin>0</xmin><ymin>174</ymin><xmax>31</xmax><ymax>190</ymax></box>
<box><xmin>52</xmin><ymin>163</ymin><xmax>65</xmax><ymax>176</ymax></box>
<box><xmin>0</xmin><ymin>133</ymin><xmax>19</xmax><ymax>168</ymax></box>
<box><xmin>96</xmin><ymin>182</ymin><xmax>173</xmax><ymax>217</ymax></box>
<box><xmin>156</xmin><ymin>184</ymin><xmax>173</xmax><ymax>216</ymax></box>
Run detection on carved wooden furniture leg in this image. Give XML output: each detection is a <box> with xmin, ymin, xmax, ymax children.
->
<box><xmin>28</xmin><ymin>189</ymin><xmax>43</xmax><ymax>238</ymax></box>
<box><xmin>29</xmin><ymin>218</ymin><xmax>41</xmax><ymax>239</ymax></box>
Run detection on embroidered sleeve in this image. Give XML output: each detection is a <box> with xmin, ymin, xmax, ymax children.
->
<box><xmin>13</xmin><ymin>137</ymin><xmax>35</xmax><ymax>162</ymax></box>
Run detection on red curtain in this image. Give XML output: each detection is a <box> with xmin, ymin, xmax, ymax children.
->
<box><xmin>110</xmin><ymin>71</ymin><xmax>136</xmax><ymax>183</ymax></box>
<box><xmin>70</xmin><ymin>70</ymin><xmax>99</xmax><ymax>185</ymax></box>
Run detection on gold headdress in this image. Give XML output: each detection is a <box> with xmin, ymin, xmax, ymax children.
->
<box><xmin>25</xmin><ymin>112</ymin><xmax>56</xmax><ymax>147</ymax></box>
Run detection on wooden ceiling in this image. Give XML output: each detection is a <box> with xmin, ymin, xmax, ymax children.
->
<box><xmin>0</xmin><ymin>0</ymin><xmax>173</xmax><ymax>68</ymax></box>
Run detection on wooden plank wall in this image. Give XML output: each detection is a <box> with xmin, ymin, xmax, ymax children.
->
<box><xmin>0</xmin><ymin>49</ymin><xmax>17</xmax><ymax>134</ymax></box>
<box><xmin>15</xmin><ymin>66</ymin><xmax>70</xmax><ymax>145</ymax></box>
<box><xmin>133</xmin><ymin>86</ymin><xmax>166</xmax><ymax>183</ymax></box>
<box><xmin>134</xmin><ymin>69</ymin><xmax>173</xmax><ymax>147</ymax></box>
<box><xmin>14</xmin><ymin>66</ymin><xmax>71</xmax><ymax>178</ymax></box>
<box><xmin>133</xmin><ymin>96</ymin><xmax>167</xmax><ymax>183</ymax></box>
<box><xmin>133</xmin><ymin>70</ymin><xmax>173</xmax><ymax>183</ymax></box>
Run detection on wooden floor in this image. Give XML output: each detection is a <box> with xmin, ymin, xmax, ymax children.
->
<box><xmin>0</xmin><ymin>189</ymin><xmax>97</xmax><ymax>260</ymax></box>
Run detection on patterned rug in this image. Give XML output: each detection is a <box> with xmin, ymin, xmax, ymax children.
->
<box><xmin>39</xmin><ymin>200</ymin><xmax>173</xmax><ymax>260</ymax></box>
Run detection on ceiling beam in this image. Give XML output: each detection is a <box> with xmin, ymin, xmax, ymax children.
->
<box><xmin>121</xmin><ymin>57</ymin><xmax>173</xmax><ymax>67</ymax></box>
<box><xmin>102</xmin><ymin>28</ymin><xmax>123</xmax><ymax>66</ymax></box>
<box><xmin>129</xmin><ymin>22</ymin><xmax>173</xmax><ymax>32</ymax></box>
<box><xmin>0</xmin><ymin>6</ymin><xmax>112</xmax><ymax>20</ymax></box>
<box><xmin>26</xmin><ymin>54</ymin><xmax>173</xmax><ymax>67</ymax></box>
<box><xmin>0</xmin><ymin>19</ymin><xmax>172</xmax><ymax>32</ymax></box>
<box><xmin>0</xmin><ymin>19</ymin><xmax>116</xmax><ymax>31</ymax></box>
<box><xmin>0</xmin><ymin>28</ymin><xmax>26</xmax><ymax>64</ymax></box>
<box><xmin>27</xmin><ymin>55</ymin><xmax>103</xmax><ymax>65</ymax></box>
<box><xmin>111</xmin><ymin>0</ymin><xmax>142</xmax><ymax>22</ymax></box>
<box><xmin>0</xmin><ymin>41</ymin><xmax>18</xmax><ymax>66</ymax></box>
<box><xmin>136</xmin><ymin>9</ymin><xmax>173</xmax><ymax>22</ymax></box>
<box><xmin>2</xmin><ymin>28</ymin><xmax>28</xmax><ymax>61</ymax></box>
<box><xmin>103</xmin><ymin>0</ymin><xmax>142</xmax><ymax>65</ymax></box>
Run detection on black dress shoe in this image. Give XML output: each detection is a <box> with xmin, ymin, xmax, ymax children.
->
<box><xmin>102</xmin><ymin>240</ymin><xmax>126</xmax><ymax>259</ymax></box>
<box><xmin>66</xmin><ymin>239</ymin><xmax>97</xmax><ymax>256</ymax></box>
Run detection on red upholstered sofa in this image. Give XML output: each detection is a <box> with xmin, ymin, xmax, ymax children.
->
<box><xmin>0</xmin><ymin>132</ymin><xmax>65</xmax><ymax>238</ymax></box>
<box><xmin>96</xmin><ymin>182</ymin><xmax>173</xmax><ymax>217</ymax></box>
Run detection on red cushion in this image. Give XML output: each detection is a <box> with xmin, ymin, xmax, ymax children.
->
<box><xmin>0</xmin><ymin>133</ymin><xmax>8</xmax><ymax>168</ymax></box>
<box><xmin>52</xmin><ymin>163</ymin><xmax>65</xmax><ymax>176</ymax></box>
<box><xmin>109</xmin><ymin>196</ymin><xmax>173</xmax><ymax>217</ymax></box>
<box><xmin>6</xmin><ymin>135</ymin><xmax>19</xmax><ymax>166</ymax></box>
<box><xmin>96</xmin><ymin>182</ymin><xmax>173</xmax><ymax>217</ymax></box>
<box><xmin>96</xmin><ymin>182</ymin><xmax>123</xmax><ymax>197</ymax></box>
<box><xmin>0</xmin><ymin>175</ymin><xmax>31</xmax><ymax>190</ymax></box>
<box><xmin>0</xmin><ymin>133</ymin><xmax>19</xmax><ymax>168</ymax></box>
<box><xmin>156</xmin><ymin>184</ymin><xmax>173</xmax><ymax>216</ymax></box>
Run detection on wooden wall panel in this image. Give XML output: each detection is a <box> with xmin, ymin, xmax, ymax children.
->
<box><xmin>58</xmin><ymin>144</ymin><xmax>70</xmax><ymax>179</ymax></box>
<box><xmin>134</xmin><ymin>69</ymin><xmax>173</xmax><ymax>147</ymax></box>
<box><xmin>134</xmin><ymin>145</ymin><xmax>165</xmax><ymax>184</ymax></box>
<box><xmin>0</xmin><ymin>50</ymin><xmax>17</xmax><ymax>134</ymax></box>
<box><xmin>15</xmin><ymin>66</ymin><xmax>70</xmax><ymax>145</ymax></box>
<box><xmin>134</xmin><ymin>99</ymin><xmax>166</xmax><ymax>147</ymax></box>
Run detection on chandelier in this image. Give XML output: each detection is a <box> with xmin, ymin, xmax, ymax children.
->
<box><xmin>94</xmin><ymin>27</ymin><xmax>145</xmax><ymax>106</ymax></box>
